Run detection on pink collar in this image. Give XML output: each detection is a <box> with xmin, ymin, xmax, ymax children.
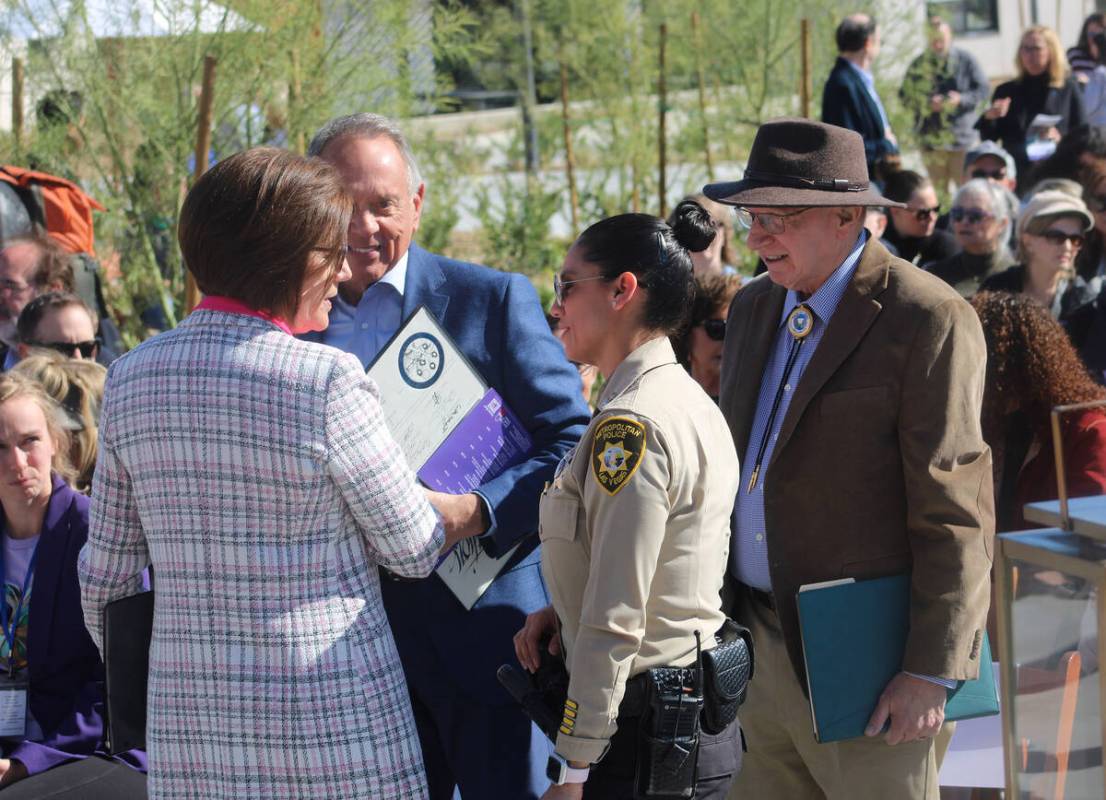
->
<box><xmin>194</xmin><ymin>295</ymin><xmax>294</xmax><ymax>336</ymax></box>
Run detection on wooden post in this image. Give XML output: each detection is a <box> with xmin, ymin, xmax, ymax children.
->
<box><xmin>657</xmin><ymin>22</ymin><xmax>668</xmax><ymax>219</ymax></box>
<box><xmin>187</xmin><ymin>55</ymin><xmax>218</xmax><ymax>314</ymax></box>
<box><xmin>800</xmin><ymin>19</ymin><xmax>812</xmax><ymax>119</ymax></box>
<box><xmin>559</xmin><ymin>54</ymin><xmax>580</xmax><ymax>237</ymax></box>
<box><xmin>290</xmin><ymin>49</ymin><xmax>305</xmax><ymax>154</ymax></box>
<box><xmin>691</xmin><ymin>12</ymin><xmax>713</xmax><ymax>180</ymax></box>
<box><xmin>11</xmin><ymin>58</ymin><xmax>23</xmax><ymax>150</ymax></box>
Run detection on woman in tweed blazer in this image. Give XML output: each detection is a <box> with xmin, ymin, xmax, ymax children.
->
<box><xmin>78</xmin><ymin>149</ymin><xmax>445</xmax><ymax>799</ymax></box>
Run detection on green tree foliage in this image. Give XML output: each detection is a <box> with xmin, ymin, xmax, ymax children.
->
<box><xmin>2</xmin><ymin>0</ymin><xmax>485</xmax><ymax>343</ymax></box>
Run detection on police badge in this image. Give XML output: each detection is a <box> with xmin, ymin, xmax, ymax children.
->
<box><xmin>591</xmin><ymin>416</ymin><xmax>647</xmax><ymax>495</ymax></box>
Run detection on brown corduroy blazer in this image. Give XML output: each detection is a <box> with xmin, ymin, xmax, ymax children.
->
<box><xmin>720</xmin><ymin>237</ymin><xmax>995</xmax><ymax>686</ymax></box>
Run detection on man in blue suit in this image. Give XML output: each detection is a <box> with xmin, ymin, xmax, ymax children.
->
<box><xmin>304</xmin><ymin>113</ymin><xmax>590</xmax><ymax>799</ymax></box>
<box><xmin>822</xmin><ymin>14</ymin><xmax>899</xmax><ymax>181</ymax></box>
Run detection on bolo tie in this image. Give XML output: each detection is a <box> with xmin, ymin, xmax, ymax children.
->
<box><xmin>746</xmin><ymin>304</ymin><xmax>814</xmax><ymax>493</ymax></box>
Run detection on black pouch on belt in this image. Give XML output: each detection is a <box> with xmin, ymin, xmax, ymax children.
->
<box><xmin>700</xmin><ymin>618</ymin><xmax>755</xmax><ymax>735</ymax></box>
<box><xmin>634</xmin><ymin>666</ymin><xmax>702</xmax><ymax>799</ymax></box>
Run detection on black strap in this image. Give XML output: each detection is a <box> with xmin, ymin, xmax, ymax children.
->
<box><xmin>742</xmin><ymin>169</ymin><xmax>868</xmax><ymax>193</ymax></box>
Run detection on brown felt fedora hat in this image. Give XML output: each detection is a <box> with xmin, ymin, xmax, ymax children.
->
<box><xmin>703</xmin><ymin>118</ymin><xmax>903</xmax><ymax>208</ymax></box>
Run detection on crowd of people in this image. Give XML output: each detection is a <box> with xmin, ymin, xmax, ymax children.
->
<box><xmin>0</xmin><ymin>10</ymin><xmax>1103</xmax><ymax>800</ymax></box>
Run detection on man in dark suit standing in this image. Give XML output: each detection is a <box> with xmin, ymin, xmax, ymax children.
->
<box><xmin>304</xmin><ymin>114</ymin><xmax>590</xmax><ymax>799</ymax></box>
<box><xmin>705</xmin><ymin>119</ymin><xmax>993</xmax><ymax>799</ymax></box>
<box><xmin>822</xmin><ymin>14</ymin><xmax>899</xmax><ymax>181</ymax></box>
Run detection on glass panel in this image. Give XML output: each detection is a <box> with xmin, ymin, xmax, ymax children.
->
<box><xmin>1008</xmin><ymin>552</ymin><xmax>1104</xmax><ymax>799</ymax></box>
<box><xmin>927</xmin><ymin>0</ymin><xmax>999</xmax><ymax>33</ymax></box>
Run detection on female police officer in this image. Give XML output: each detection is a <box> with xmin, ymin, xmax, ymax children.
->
<box><xmin>514</xmin><ymin>209</ymin><xmax>742</xmax><ymax>799</ymax></box>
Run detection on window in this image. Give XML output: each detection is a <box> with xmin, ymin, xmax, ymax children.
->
<box><xmin>928</xmin><ymin>0</ymin><xmax>999</xmax><ymax>34</ymax></box>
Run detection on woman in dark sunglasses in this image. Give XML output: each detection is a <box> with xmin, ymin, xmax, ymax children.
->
<box><xmin>14</xmin><ymin>293</ymin><xmax>99</xmax><ymax>363</ymax></box>
<box><xmin>928</xmin><ymin>179</ymin><xmax>1016</xmax><ymax>297</ymax></box>
<box><xmin>672</xmin><ymin>274</ymin><xmax>742</xmax><ymax>401</ymax></box>
<box><xmin>880</xmin><ymin>170</ymin><xmax>960</xmax><ymax>267</ymax></box>
<box><xmin>979</xmin><ymin>189</ymin><xmax>1097</xmax><ymax>321</ymax></box>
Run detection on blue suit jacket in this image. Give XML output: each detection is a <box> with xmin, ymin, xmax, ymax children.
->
<box><xmin>7</xmin><ymin>476</ymin><xmax>145</xmax><ymax>777</ymax></box>
<box><xmin>309</xmin><ymin>244</ymin><xmax>590</xmax><ymax>702</ymax></box>
<box><xmin>822</xmin><ymin>57</ymin><xmax>898</xmax><ymax>170</ymax></box>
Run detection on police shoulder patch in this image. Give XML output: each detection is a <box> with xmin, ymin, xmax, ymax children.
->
<box><xmin>591</xmin><ymin>416</ymin><xmax>647</xmax><ymax>496</ymax></box>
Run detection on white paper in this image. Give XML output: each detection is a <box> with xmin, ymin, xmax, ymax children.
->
<box><xmin>436</xmin><ymin>540</ymin><xmax>520</xmax><ymax>610</ymax></box>
<box><xmin>1029</xmin><ymin>113</ymin><xmax>1062</xmax><ymax>130</ymax></box>
<box><xmin>366</xmin><ymin>307</ymin><xmax>486</xmax><ymax>471</ymax></box>
<box><xmin>0</xmin><ymin>687</ymin><xmax>27</xmax><ymax>737</ymax></box>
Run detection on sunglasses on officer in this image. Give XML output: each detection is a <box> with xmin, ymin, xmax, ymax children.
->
<box><xmin>29</xmin><ymin>338</ymin><xmax>100</xmax><ymax>359</ymax></box>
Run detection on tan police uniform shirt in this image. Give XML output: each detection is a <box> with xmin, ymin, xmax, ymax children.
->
<box><xmin>539</xmin><ymin>336</ymin><xmax>740</xmax><ymax>765</ymax></box>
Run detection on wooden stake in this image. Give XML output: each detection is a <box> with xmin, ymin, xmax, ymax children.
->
<box><xmin>691</xmin><ymin>12</ymin><xmax>713</xmax><ymax>180</ymax></box>
<box><xmin>290</xmin><ymin>49</ymin><xmax>304</xmax><ymax>155</ymax></box>
<box><xmin>800</xmin><ymin>19</ymin><xmax>812</xmax><ymax>119</ymax></box>
<box><xmin>657</xmin><ymin>22</ymin><xmax>668</xmax><ymax>219</ymax></box>
<box><xmin>559</xmin><ymin>54</ymin><xmax>580</xmax><ymax>237</ymax></box>
<box><xmin>187</xmin><ymin>55</ymin><xmax>218</xmax><ymax>314</ymax></box>
<box><xmin>11</xmin><ymin>58</ymin><xmax>23</xmax><ymax>150</ymax></box>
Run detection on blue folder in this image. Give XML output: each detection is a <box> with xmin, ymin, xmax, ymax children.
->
<box><xmin>796</xmin><ymin>573</ymin><xmax>998</xmax><ymax>743</ymax></box>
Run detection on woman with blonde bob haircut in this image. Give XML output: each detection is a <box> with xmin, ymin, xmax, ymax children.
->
<box><xmin>978</xmin><ymin>25</ymin><xmax>1087</xmax><ymax>193</ymax></box>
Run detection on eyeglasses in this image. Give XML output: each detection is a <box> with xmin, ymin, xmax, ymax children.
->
<box><xmin>702</xmin><ymin>319</ymin><xmax>726</xmax><ymax>341</ymax></box>
<box><xmin>949</xmin><ymin>207</ymin><xmax>994</xmax><ymax>225</ymax></box>
<box><xmin>0</xmin><ymin>279</ymin><xmax>32</xmax><ymax>294</ymax></box>
<box><xmin>733</xmin><ymin>207</ymin><xmax>812</xmax><ymax>235</ymax></box>
<box><xmin>1038</xmin><ymin>230</ymin><xmax>1086</xmax><ymax>247</ymax></box>
<box><xmin>907</xmin><ymin>206</ymin><xmax>940</xmax><ymax>221</ymax></box>
<box><xmin>29</xmin><ymin>339</ymin><xmax>99</xmax><ymax>359</ymax></box>
<box><xmin>553</xmin><ymin>274</ymin><xmax>607</xmax><ymax>305</ymax></box>
<box><xmin>970</xmin><ymin>168</ymin><xmax>1007</xmax><ymax>181</ymax></box>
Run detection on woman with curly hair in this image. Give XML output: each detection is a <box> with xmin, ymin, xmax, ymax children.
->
<box><xmin>971</xmin><ymin>291</ymin><xmax>1106</xmax><ymax>530</ymax></box>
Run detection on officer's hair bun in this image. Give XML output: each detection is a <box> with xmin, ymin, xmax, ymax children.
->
<box><xmin>668</xmin><ymin>200</ymin><xmax>717</xmax><ymax>254</ymax></box>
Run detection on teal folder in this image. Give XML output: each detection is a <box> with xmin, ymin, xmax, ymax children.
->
<box><xmin>795</xmin><ymin>574</ymin><xmax>998</xmax><ymax>743</ymax></box>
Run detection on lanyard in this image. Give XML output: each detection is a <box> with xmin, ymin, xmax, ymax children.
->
<box><xmin>0</xmin><ymin>541</ymin><xmax>38</xmax><ymax>679</ymax></box>
<box><xmin>746</xmin><ymin>305</ymin><xmax>814</xmax><ymax>493</ymax></box>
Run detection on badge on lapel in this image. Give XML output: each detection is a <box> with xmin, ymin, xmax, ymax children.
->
<box><xmin>591</xmin><ymin>416</ymin><xmax>646</xmax><ymax>495</ymax></box>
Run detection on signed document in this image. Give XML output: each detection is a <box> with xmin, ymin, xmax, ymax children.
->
<box><xmin>366</xmin><ymin>306</ymin><xmax>486</xmax><ymax>470</ymax></box>
<box><xmin>367</xmin><ymin>307</ymin><xmax>533</xmax><ymax>609</ymax></box>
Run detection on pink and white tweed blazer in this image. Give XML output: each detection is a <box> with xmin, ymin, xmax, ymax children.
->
<box><xmin>79</xmin><ymin>310</ymin><xmax>444</xmax><ymax>799</ymax></box>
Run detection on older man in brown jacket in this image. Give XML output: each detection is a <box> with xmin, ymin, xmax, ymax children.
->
<box><xmin>706</xmin><ymin>119</ymin><xmax>994</xmax><ymax>799</ymax></box>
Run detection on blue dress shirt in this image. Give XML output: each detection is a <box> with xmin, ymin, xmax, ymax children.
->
<box><xmin>321</xmin><ymin>252</ymin><xmax>408</xmax><ymax>369</ymax></box>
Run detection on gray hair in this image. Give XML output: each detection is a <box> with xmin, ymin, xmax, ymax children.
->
<box><xmin>307</xmin><ymin>113</ymin><xmax>423</xmax><ymax>194</ymax></box>
<box><xmin>952</xmin><ymin>178</ymin><xmax>1012</xmax><ymax>225</ymax></box>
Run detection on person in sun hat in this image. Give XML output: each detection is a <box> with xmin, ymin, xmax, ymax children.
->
<box><xmin>705</xmin><ymin>117</ymin><xmax>994</xmax><ymax>800</ymax></box>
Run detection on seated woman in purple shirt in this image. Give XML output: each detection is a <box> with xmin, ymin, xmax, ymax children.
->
<box><xmin>0</xmin><ymin>373</ymin><xmax>144</xmax><ymax>797</ymax></box>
